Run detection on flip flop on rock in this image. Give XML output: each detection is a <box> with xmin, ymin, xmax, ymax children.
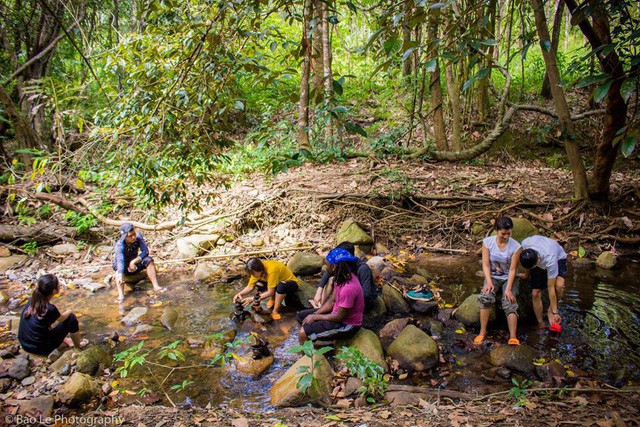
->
<box><xmin>473</xmin><ymin>335</ymin><xmax>486</xmax><ymax>345</ymax></box>
<box><xmin>508</xmin><ymin>338</ymin><xmax>520</xmax><ymax>346</ymax></box>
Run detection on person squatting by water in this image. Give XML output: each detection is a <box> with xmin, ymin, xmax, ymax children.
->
<box><xmin>233</xmin><ymin>258</ymin><xmax>300</xmax><ymax>320</ymax></box>
<box><xmin>296</xmin><ymin>248</ymin><xmax>365</xmax><ymax>344</ymax></box>
<box><xmin>112</xmin><ymin>222</ymin><xmax>163</xmax><ymax>303</ymax></box>
<box><xmin>475</xmin><ymin>217</ymin><xmax>522</xmax><ymax>346</ymax></box>
<box><xmin>312</xmin><ymin>241</ymin><xmax>378</xmax><ymax>313</ymax></box>
<box><xmin>18</xmin><ymin>274</ymin><xmax>88</xmax><ymax>356</ymax></box>
<box><xmin>520</xmin><ymin>235</ymin><xmax>568</xmax><ymax>331</ymax></box>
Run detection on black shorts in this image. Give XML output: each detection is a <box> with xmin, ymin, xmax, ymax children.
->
<box><xmin>113</xmin><ymin>256</ymin><xmax>153</xmax><ymax>275</ymax></box>
<box><xmin>255</xmin><ymin>280</ymin><xmax>299</xmax><ymax>295</ymax></box>
<box><xmin>296</xmin><ymin>308</ymin><xmax>360</xmax><ymax>342</ymax></box>
<box><xmin>530</xmin><ymin>258</ymin><xmax>568</xmax><ymax>290</ymax></box>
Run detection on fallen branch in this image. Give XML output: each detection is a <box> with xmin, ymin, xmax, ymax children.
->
<box><xmin>469</xmin><ymin>386</ymin><xmax>640</xmax><ymax>402</ymax></box>
<box><xmin>158</xmin><ymin>246</ymin><xmax>314</xmax><ymax>265</ymax></box>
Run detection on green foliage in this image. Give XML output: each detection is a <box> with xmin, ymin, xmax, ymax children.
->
<box><xmin>545</xmin><ymin>153</ymin><xmax>565</xmax><ymax>169</ymax></box>
<box><xmin>335</xmin><ymin>346</ymin><xmax>388</xmax><ymax>402</ymax></box>
<box><xmin>158</xmin><ymin>340</ymin><xmax>185</xmax><ymax>362</ymax></box>
<box><xmin>288</xmin><ymin>340</ymin><xmax>333</xmax><ymax>395</ymax></box>
<box><xmin>170</xmin><ymin>379</ymin><xmax>194</xmax><ymax>392</ymax></box>
<box><xmin>64</xmin><ymin>211</ymin><xmax>98</xmax><ymax>234</ymax></box>
<box><xmin>15</xmin><ymin>200</ymin><xmax>37</xmax><ymax>226</ymax></box>
<box><xmin>368</xmin><ymin>127</ymin><xmax>408</xmax><ymax>157</ymax></box>
<box><xmin>21</xmin><ymin>241</ymin><xmax>38</xmax><ymax>256</ymax></box>
<box><xmin>114</xmin><ymin>341</ymin><xmax>148</xmax><ymax>378</ymax></box>
<box><xmin>207</xmin><ymin>333</ymin><xmax>249</xmax><ymax>367</ymax></box>
<box><xmin>508</xmin><ymin>377</ymin><xmax>532</xmax><ymax>406</ymax></box>
<box><xmin>374</xmin><ymin>166</ymin><xmax>416</xmax><ymax>200</ymax></box>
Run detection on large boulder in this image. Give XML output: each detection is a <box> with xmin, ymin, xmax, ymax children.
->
<box><xmin>536</xmin><ymin>361</ymin><xmax>566</xmax><ymax>384</ymax></box>
<box><xmin>381</xmin><ymin>284</ymin><xmax>410</xmax><ymax>315</ymax></box>
<box><xmin>387</xmin><ymin>325</ymin><xmax>439</xmax><ymax>372</ymax></box>
<box><xmin>336</xmin><ymin>219</ymin><xmax>373</xmax><ymax>245</ymax></box>
<box><xmin>56</xmin><ymin>372</ymin><xmax>101</xmax><ymax>407</ymax></box>
<box><xmin>454</xmin><ymin>294</ymin><xmax>495</xmax><ymax>327</ymax></box>
<box><xmin>0</xmin><ymin>255</ymin><xmax>27</xmax><ymax>273</ymax></box>
<box><xmin>76</xmin><ymin>346</ymin><xmax>112</xmax><ymax>376</ymax></box>
<box><xmin>596</xmin><ymin>251</ymin><xmax>617</xmax><ymax>269</ymax></box>
<box><xmin>362</xmin><ymin>296</ymin><xmax>386</xmax><ymax>329</ymax></box>
<box><xmin>336</xmin><ymin>328</ymin><xmax>388</xmax><ymax>372</ymax></box>
<box><xmin>510</xmin><ymin>218</ymin><xmax>538</xmax><ymax>243</ymax></box>
<box><xmin>50</xmin><ymin>243</ymin><xmax>79</xmax><ymax>255</ymax></box>
<box><xmin>270</xmin><ymin>355</ymin><xmax>334</xmax><ymax>407</ymax></box>
<box><xmin>121</xmin><ymin>307</ymin><xmax>148</xmax><ymax>326</ymax></box>
<box><xmin>489</xmin><ymin>345</ymin><xmax>536</xmax><ymax>374</ymax></box>
<box><xmin>378</xmin><ymin>318</ymin><xmax>412</xmax><ymax>350</ymax></box>
<box><xmin>5</xmin><ymin>396</ymin><xmax>54</xmax><ymax>418</ymax></box>
<box><xmin>408</xmin><ymin>300</ymin><xmax>438</xmax><ymax>314</ymax></box>
<box><xmin>194</xmin><ymin>263</ymin><xmax>222</xmax><ymax>281</ymax></box>
<box><xmin>294</xmin><ymin>280</ymin><xmax>317</xmax><ymax>309</ymax></box>
<box><xmin>175</xmin><ymin>234</ymin><xmax>221</xmax><ymax>259</ymax></box>
<box><xmin>287</xmin><ymin>252</ymin><xmax>325</xmax><ymax>276</ymax></box>
<box><xmin>50</xmin><ymin>350</ymin><xmax>79</xmax><ymax>374</ymax></box>
<box><xmin>366</xmin><ymin>256</ymin><xmax>389</xmax><ymax>279</ymax></box>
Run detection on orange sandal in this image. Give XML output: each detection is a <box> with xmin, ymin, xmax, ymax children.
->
<box><xmin>266</xmin><ymin>299</ymin><xmax>275</xmax><ymax>309</ymax></box>
<box><xmin>508</xmin><ymin>338</ymin><xmax>520</xmax><ymax>346</ymax></box>
<box><xmin>473</xmin><ymin>335</ymin><xmax>486</xmax><ymax>345</ymax></box>
<box><xmin>271</xmin><ymin>312</ymin><xmax>282</xmax><ymax>320</ymax></box>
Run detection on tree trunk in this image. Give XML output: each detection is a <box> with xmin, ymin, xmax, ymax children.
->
<box><xmin>541</xmin><ymin>0</ymin><xmax>565</xmax><ymax>99</ymax></box>
<box><xmin>297</xmin><ymin>0</ymin><xmax>313</xmax><ymax>151</ymax></box>
<box><xmin>445</xmin><ymin>65</ymin><xmax>462</xmax><ymax>151</ymax></box>
<box><xmin>0</xmin><ymin>84</ymin><xmax>42</xmax><ymax>156</ymax></box>
<box><xmin>321</xmin><ymin>0</ymin><xmax>333</xmax><ymax>141</ymax></box>
<box><xmin>402</xmin><ymin>0</ymin><xmax>413</xmax><ymax>78</ymax></box>
<box><xmin>564</xmin><ymin>0</ymin><xmax>627</xmax><ymax>201</ymax></box>
<box><xmin>477</xmin><ymin>0</ymin><xmax>497</xmax><ymax>123</ymax></box>
<box><xmin>531</xmin><ymin>0</ymin><xmax>589</xmax><ymax>200</ymax></box>
<box><xmin>427</xmin><ymin>2</ymin><xmax>448</xmax><ymax>151</ymax></box>
<box><xmin>311</xmin><ymin>0</ymin><xmax>323</xmax><ymax>103</ymax></box>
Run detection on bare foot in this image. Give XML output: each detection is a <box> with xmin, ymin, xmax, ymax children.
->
<box><xmin>78</xmin><ymin>339</ymin><xmax>89</xmax><ymax>349</ymax></box>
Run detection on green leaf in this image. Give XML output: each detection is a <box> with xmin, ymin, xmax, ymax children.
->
<box><xmin>315</xmin><ymin>346</ymin><xmax>334</xmax><ymax>356</ymax></box>
<box><xmin>325</xmin><ymin>415</ymin><xmax>341</xmax><ymax>421</ymax></box>
<box><xmin>620</xmin><ymin>136</ymin><xmax>636</xmax><ymax>157</ymax></box>
<box><xmin>345</xmin><ymin>122</ymin><xmax>368</xmax><ymax>137</ymax></box>
<box><xmin>332</xmin><ymin>79</ymin><xmax>343</xmax><ymax>96</ymax></box>
<box><xmin>541</xmin><ymin>40</ymin><xmax>551</xmax><ymax>52</ymax></box>
<box><xmin>327</xmin><ymin>15</ymin><xmax>339</xmax><ymax>24</ymax></box>
<box><xmin>297</xmin><ymin>374</ymin><xmax>313</xmax><ymax>393</ymax></box>
<box><xmin>575</xmin><ymin>74</ymin><xmax>608</xmax><ymax>89</ymax></box>
<box><xmin>481</xmin><ymin>38</ymin><xmax>497</xmax><ymax>46</ymax></box>
<box><xmin>593</xmin><ymin>79</ymin><xmax>613</xmax><ymax>103</ymax></box>
<box><xmin>578</xmin><ymin>247</ymin><xmax>586</xmax><ymax>258</ymax></box>
<box><xmin>270</xmin><ymin>41</ymin><xmax>277</xmax><ymax>52</ymax></box>
<box><xmin>383</xmin><ymin>37</ymin><xmax>402</xmax><ymax>54</ymax></box>
<box><xmin>424</xmin><ymin>58</ymin><xmax>437</xmax><ymax>73</ymax></box>
<box><xmin>402</xmin><ymin>47</ymin><xmax>418</xmax><ymax>63</ymax></box>
<box><xmin>620</xmin><ymin>78</ymin><xmax>636</xmax><ymax>103</ymax></box>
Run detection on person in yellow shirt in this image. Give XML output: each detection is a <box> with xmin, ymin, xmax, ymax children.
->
<box><xmin>233</xmin><ymin>258</ymin><xmax>300</xmax><ymax>320</ymax></box>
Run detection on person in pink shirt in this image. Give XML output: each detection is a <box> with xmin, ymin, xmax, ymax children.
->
<box><xmin>296</xmin><ymin>248</ymin><xmax>365</xmax><ymax>344</ymax></box>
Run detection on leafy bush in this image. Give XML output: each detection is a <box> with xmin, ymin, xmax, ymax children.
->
<box><xmin>64</xmin><ymin>211</ymin><xmax>98</xmax><ymax>233</ymax></box>
<box><xmin>288</xmin><ymin>340</ymin><xmax>333</xmax><ymax>394</ymax></box>
<box><xmin>335</xmin><ymin>346</ymin><xmax>388</xmax><ymax>402</ymax></box>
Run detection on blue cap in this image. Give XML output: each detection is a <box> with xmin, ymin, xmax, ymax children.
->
<box><xmin>119</xmin><ymin>222</ymin><xmax>134</xmax><ymax>235</ymax></box>
<box><xmin>326</xmin><ymin>248</ymin><xmax>359</xmax><ymax>265</ymax></box>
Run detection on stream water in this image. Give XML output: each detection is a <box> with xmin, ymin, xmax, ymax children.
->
<box><xmin>3</xmin><ymin>254</ymin><xmax>639</xmax><ymax>410</ymax></box>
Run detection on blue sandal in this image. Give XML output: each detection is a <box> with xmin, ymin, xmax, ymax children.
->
<box><xmin>406</xmin><ymin>288</ymin><xmax>434</xmax><ymax>302</ymax></box>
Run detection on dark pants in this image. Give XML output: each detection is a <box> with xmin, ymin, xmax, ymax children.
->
<box><xmin>296</xmin><ymin>308</ymin><xmax>360</xmax><ymax>342</ymax></box>
<box><xmin>530</xmin><ymin>259</ymin><xmax>568</xmax><ymax>289</ymax></box>
<box><xmin>20</xmin><ymin>314</ymin><xmax>79</xmax><ymax>356</ymax></box>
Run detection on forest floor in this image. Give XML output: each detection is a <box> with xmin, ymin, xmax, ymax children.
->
<box><xmin>2</xmin><ymin>157</ymin><xmax>640</xmax><ymax>426</ymax></box>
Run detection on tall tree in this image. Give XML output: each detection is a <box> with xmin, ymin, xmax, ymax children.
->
<box><xmin>532</xmin><ymin>0</ymin><xmax>590</xmax><ymax>200</ymax></box>
<box><xmin>297</xmin><ymin>0</ymin><xmax>314</xmax><ymax>150</ymax></box>
<box><xmin>426</xmin><ymin>3</ymin><xmax>448</xmax><ymax>151</ymax></box>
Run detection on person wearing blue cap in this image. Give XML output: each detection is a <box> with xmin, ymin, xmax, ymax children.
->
<box><xmin>295</xmin><ymin>247</ymin><xmax>365</xmax><ymax>344</ymax></box>
<box><xmin>112</xmin><ymin>222</ymin><xmax>163</xmax><ymax>302</ymax></box>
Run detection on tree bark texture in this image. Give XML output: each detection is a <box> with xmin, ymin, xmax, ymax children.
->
<box><xmin>477</xmin><ymin>0</ymin><xmax>497</xmax><ymax>123</ymax></box>
<box><xmin>427</xmin><ymin>3</ymin><xmax>448</xmax><ymax>151</ymax></box>
<box><xmin>531</xmin><ymin>0</ymin><xmax>590</xmax><ymax>200</ymax></box>
<box><xmin>311</xmin><ymin>0</ymin><xmax>323</xmax><ymax>103</ymax></box>
<box><xmin>297</xmin><ymin>0</ymin><xmax>314</xmax><ymax>151</ymax></box>
<box><xmin>321</xmin><ymin>0</ymin><xmax>333</xmax><ymax>141</ymax></box>
<box><xmin>402</xmin><ymin>0</ymin><xmax>413</xmax><ymax>77</ymax></box>
<box><xmin>540</xmin><ymin>0</ymin><xmax>565</xmax><ymax>99</ymax></box>
<box><xmin>564</xmin><ymin>0</ymin><xmax>628</xmax><ymax>201</ymax></box>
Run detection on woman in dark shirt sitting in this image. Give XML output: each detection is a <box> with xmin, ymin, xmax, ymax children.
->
<box><xmin>18</xmin><ymin>274</ymin><xmax>87</xmax><ymax>355</ymax></box>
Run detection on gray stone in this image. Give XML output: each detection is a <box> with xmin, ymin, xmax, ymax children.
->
<box><xmin>426</xmin><ymin>319</ymin><xmax>445</xmax><ymax>338</ymax></box>
<box><xmin>408</xmin><ymin>300</ymin><xmax>438</xmax><ymax>314</ymax></box>
<box><xmin>343</xmin><ymin>377</ymin><xmax>363</xmax><ymax>397</ymax></box>
<box><xmin>21</xmin><ymin>375</ymin><xmax>36</xmax><ymax>386</ymax></box>
<box><xmin>336</xmin><ymin>219</ymin><xmax>373</xmax><ymax>245</ymax></box>
<box><xmin>56</xmin><ymin>372</ymin><xmax>101</xmax><ymax>407</ymax></box>
<box><xmin>270</xmin><ymin>355</ymin><xmax>334</xmax><ymax>407</ymax></box>
<box><xmin>74</xmin><ymin>278</ymin><xmax>106</xmax><ymax>293</ymax></box>
<box><xmin>0</xmin><ymin>315</ymin><xmax>21</xmax><ymax>334</ymax></box>
<box><xmin>132</xmin><ymin>324</ymin><xmax>156</xmax><ymax>337</ymax></box>
<box><xmin>50</xmin><ymin>350</ymin><xmax>79</xmax><ymax>374</ymax></box>
<box><xmin>287</xmin><ymin>252</ymin><xmax>325</xmax><ymax>276</ymax></box>
<box><xmin>160</xmin><ymin>307</ymin><xmax>179</xmax><ymax>331</ymax></box>
<box><xmin>536</xmin><ymin>361</ymin><xmax>566</xmax><ymax>383</ymax></box>
<box><xmin>381</xmin><ymin>284</ymin><xmax>410</xmax><ymax>315</ymax></box>
<box><xmin>95</xmin><ymin>245</ymin><xmax>113</xmax><ymax>255</ymax></box>
<box><xmin>295</xmin><ymin>280</ymin><xmax>317</xmax><ymax>309</ymax></box>
<box><xmin>596</xmin><ymin>251</ymin><xmax>617</xmax><ymax>269</ymax></box>
<box><xmin>76</xmin><ymin>346</ymin><xmax>112</xmax><ymax>376</ymax></box>
<box><xmin>0</xmin><ymin>378</ymin><xmax>11</xmax><ymax>393</ymax></box>
<box><xmin>336</xmin><ymin>328</ymin><xmax>388</xmax><ymax>372</ymax></box>
<box><xmin>379</xmin><ymin>318</ymin><xmax>413</xmax><ymax>350</ymax></box>
<box><xmin>387</xmin><ymin>325</ymin><xmax>439</xmax><ymax>372</ymax></box>
<box><xmin>454</xmin><ymin>294</ymin><xmax>495</xmax><ymax>327</ymax></box>
<box><xmin>121</xmin><ymin>307</ymin><xmax>148</xmax><ymax>326</ymax></box>
<box><xmin>375</xmin><ymin>243</ymin><xmax>390</xmax><ymax>255</ymax></box>
<box><xmin>6</xmin><ymin>396</ymin><xmax>54</xmax><ymax>418</ymax></box>
<box><xmin>489</xmin><ymin>345</ymin><xmax>536</xmax><ymax>374</ymax></box>
<box><xmin>176</xmin><ymin>234</ymin><xmax>221</xmax><ymax>259</ymax></box>
<box><xmin>380</xmin><ymin>267</ymin><xmax>399</xmax><ymax>282</ymax></box>
<box><xmin>385</xmin><ymin>391</ymin><xmax>422</xmax><ymax>407</ymax></box>
<box><xmin>50</xmin><ymin>243</ymin><xmax>79</xmax><ymax>255</ymax></box>
<box><xmin>362</xmin><ymin>296</ymin><xmax>386</xmax><ymax>329</ymax></box>
<box><xmin>194</xmin><ymin>263</ymin><xmax>222</xmax><ymax>281</ymax></box>
<box><xmin>0</xmin><ymin>355</ymin><xmax>30</xmax><ymax>380</ymax></box>
<box><xmin>0</xmin><ymin>255</ymin><xmax>28</xmax><ymax>273</ymax></box>
<box><xmin>366</xmin><ymin>256</ymin><xmax>389</xmax><ymax>279</ymax></box>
